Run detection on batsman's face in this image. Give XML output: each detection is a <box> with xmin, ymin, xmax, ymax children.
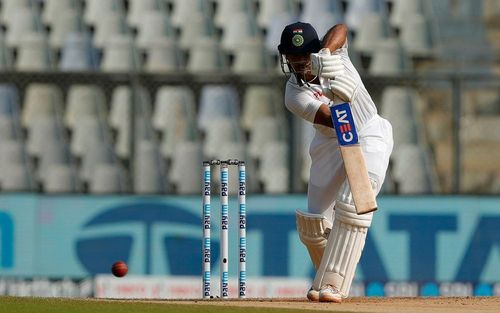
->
<box><xmin>286</xmin><ymin>54</ymin><xmax>315</xmax><ymax>81</ymax></box>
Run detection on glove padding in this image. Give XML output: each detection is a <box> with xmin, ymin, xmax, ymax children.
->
<box><xmin>310</xmin><ymin>50</ymin><xmax>344</xmax><ymax>79</ymax></box>
<box><xmin>323</xmin><ymin>75</ymin><xmax>359</xmax><ymax>103</ymax></box>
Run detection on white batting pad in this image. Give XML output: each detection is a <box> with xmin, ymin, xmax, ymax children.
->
<box><xmin>312</xmin><ymin>201</ymin><xmax>372</xmax><ymax>297</ymax></box>
<box><xmin>295</xmin><ymin>210</ymin><xmax>333</xmax><ymax>269</ymax></box>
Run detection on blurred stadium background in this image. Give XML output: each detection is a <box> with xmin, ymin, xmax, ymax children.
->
<box><xmin>0</xmin><ymin>0</ymin><xmax>499</xmax><ymax>300</ymax></box>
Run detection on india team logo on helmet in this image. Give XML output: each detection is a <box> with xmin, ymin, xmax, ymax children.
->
<box><xmin>292</xmin><ymin>29</ymin><xmax>304</xmax><ymax>47</ymax></box>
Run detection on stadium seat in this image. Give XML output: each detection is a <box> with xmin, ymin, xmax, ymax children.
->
<box><xmin>257</xmin><ymin>0</ymin><xmax>298</xmax><ymax>29</ymax></box>
<box><xmin>203</xmin><ymin>117</ymin><xmax>243</xmax><ymax>159</ymax></box>
<box><xmin>380</xmin><ymin>87</ymin><xmax>418</xmax><ymax>125</ymax></box>
<box><xmin>59</xmin><ymin>32</ymin><xmax>99</xmax><ymax>71</ymax></box>
<box><xmin>42</xmin><ymin>0</ymin><xmax>81</xmax><ymax>26</ymax></box>
<box><xmin>128</xmin><ymin>0</ymin><xmax>167</xmax><ymax>29</ymax></box>
<box><xmin>221</xmin><ymin>12</ymin><xmax>261</xmax><ymax>53</ymax></box>
<box><xmin>241</xmin><ymin>86</ymin><xmax>282</xmax><ymax>132</ymax></box>
<box><xmin>153</xmin><ymin>86</ymin><xmax>197</xmax><ymax>159</ymax></box>
<box><xmin>307</xmin><ymin>12</ymin><xmax>343</xmax><ymax>39</ymax></box>
<box><xmin>152</xmin><ymin>86</ymin><xmax>196</xmax><ymax>132</ymax></box>
<box><xmin>134</xmin><ymin>140</ymin><xmax>167</xmax><ymax>194</ymax></box>
<box><xmin>26</xmin><ymin>116</ymin><xmax>65</xmax><ymax>157</ymax></box>
<box><xmin>399</xmin><ymin>14</ymin><xmax>433</xmax><ymax>58</ymax></box>
<box><xmin>170</xmin><ymin>0</ymin><xmax>212</xmax><ymax>28</ymax></box>
<box><xmin>136</xmin><ymin>12</ymin><xmax>175</xmax><ymax>49</ymax></box>
<box><xmin>109</xmin><ymin>86</ymin><xmax>131</xmax><ymax>159</ymax></box>
<box><xmin>198</xmin><ymin>85</ymin><xmax>239</xmax><ymax>132</ymax></box>
<box><xmin>0</xmin><ymin>163</ymin><xmax>32</xmax><ymax>191</ymax></box>
<box><xmin>49</xmin><ymin>10</ymin><xmax>83</xmax><ymax>49</ymax></box>
<box><xmin>265</xmin><ymin>12</ymin><xmax>297</xmax><ymax>54</ymax></box>
<box><xmin>368</xmin><ymin>38</ymin><xmax>411</xmax><ymax>75</ymax></box>
<box><xmin>80</xmin><ymin>140</ymin><xmax>116</xmax><ymax>183</ymax></box>
<box><xmin>259</xmin><ymin>141</ymin><xmax>289</xmax><ymax>193</ymax></box>
<box><xmin>37</xmin><ymin>139</ymin><xmax>71</xmax><ymax>183</ymax></box>
<box><xmin>5</xmin><ymin>7</ymin><xmax>44</xmax><ymax>49</ymax></box>
<box><xmin>232</xmin><ymin>39</ymin><xmax>271</xmax><ymax>73</ymax></box>
<box><xmin>345</xmin><ymin>0</ymin><xmax>388</xmax><ymax>32</ymax></box>
<box><xmin>0</xmin><ymin>140</ymin><xmax>31</xmax><ymax>191</ymax></box>
<box><xmin>44</xmin><ymin>164</ymin><xmax>78</xmax><ymax>193</ymax></box>
<box><xmin>1</xmin><ymin>0</ymin><xmax>34</xmax><ymax>27</ymax></box>
<box><xmin>144</xmin><ymin>39</ymin><xmax>184</xmax><ymax>73</ymax></box>
<box><xmin>0</xmin><ymin>116</ymin><xmax>16</xmax><ymax>140</ymax></box>
<box><xmin>0</xmin><ymin>140</ymin><xmax>26</xmax><ymax>169</ymax></box>
<box><xmin>89</xmin><ymin>163</ymin><xmax>126</xmax><ymax>194</ymax></box>
<box><xmin>0</xmin><ymin>84</ymin><xmax>20</xmax><ymax>118</ymax></box>
<box><xmin>300</xmin><ymin>0</ymin><xmax>342</xmax><ymax>24</ymax></box>
<box><xmin>0</xmin><ymin>31</ymin><xmax>13</xmax><ymax>70</ymax></box>
<box><xmin>179</xmin><ymin>12</ymin><xmax>217</xmax><ymax>51</ymax></box>
<box><xmin>101</xmin><ymin>35</ymin><xmax>141</xmax><ymax>72</ymax></box>
<box><xmin>248</xmin><ymin>116</ymin><xmax>287</xmax><ymax>160</ymax></box>
<box><xmin>70</xmin><ymin>116</ymin><xmax>108</xmax><ymax>157</ymax></box>
<box><xmin>65</xmin><ymin>85</ymin><xmax>107</xmax><ymax>130</ymax></box>
<box><xmin>390</xmin><ymin>118</ymin><xmax>418</xmax><ymax>154</ymax></box>
<box><xmin>353</xmin><ymin>13</ymin><xmax>391</xmax><ymax>55</ymax></box>
<box><xmin>22</xmin><ymin>84</ymin><xmax>63</xmax><ymax>128</ymax></box>
<box><xmin>159</xmin><ymin>121</ymin><xmax>195</xmax><ymax>161</ymax></box>
<box><xmin>129</xmin><ymin>87</ymin><xmax>155</xmax><ymax>142</ymax></box>
<box><xmin>187</xmin><ymin>37</ymin><xmax>227</xmax><ymax>73</ymax></box>
<box><xmin>392</xmin><ymin>143</ymin><xmax>434</xmax><ymax>194</ymax></box>
<box><xmin>214</xmin><ymin>0</ymin><xmax>255</xmax><ymax>29</ymax></box>
<box><xmin>389</xmin><ymin>0</ymin><xmax>425</xmax><ymax>29</ymax></box>
<box><xmin>15</xmin><ymin>33</ymin><xmax>53</xmax><ymax>71</ymax></box>
<box><xmin>93</xmin><ymin>12</ymin><xmax>129</xmax><ymax>49</ymax></box>
<box><xmin>84</xmin><ymin>0</ymin><xmax>126</xmax><ymax>27</ymax></box>
<box><xmin>170</xmin><ymin>141</ymin><xmax>203</xmax><ymax>194</ymax></box>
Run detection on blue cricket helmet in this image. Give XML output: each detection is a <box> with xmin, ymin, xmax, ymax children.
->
<box><xmin>278</xmin><ymin>22</ymin><xmax>321</xmax><ymax>55</ymax></box>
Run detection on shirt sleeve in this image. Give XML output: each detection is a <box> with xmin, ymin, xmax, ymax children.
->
<box><xmin>284</xmin><ymin>84</ymin><xmax>323</xmax><ymax>123</ymax></box>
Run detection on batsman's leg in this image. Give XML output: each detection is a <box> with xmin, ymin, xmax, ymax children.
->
<box><xmin>312</xmin><ymin>179</ymin><xmax>376</xmax><ymax>302</ymax></box>
<box><xmin>295</xmin><ymin>210</ymin><xmax>333</xmax><ymax>301</ymax></box>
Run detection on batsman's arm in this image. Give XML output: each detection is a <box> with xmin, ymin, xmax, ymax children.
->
<box><xmin>311</xmin><ymin>24</ymin><xmax>349</xmax><ymax>127</ymax></box>
<box><xmin>321</xmin><ymin>24</ymin><xmax>348</xmax><ymax>51</ymax></box>
<box><xmin>313</xmin><ymin>104</ymin><xmax>333</xmax><ymax>128</ymax></box>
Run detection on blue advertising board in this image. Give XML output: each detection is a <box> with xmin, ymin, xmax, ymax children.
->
<box><xmin>0</xmin><ymin>195</ymin><xmax>499</xmax><ymax>296</ymax></box>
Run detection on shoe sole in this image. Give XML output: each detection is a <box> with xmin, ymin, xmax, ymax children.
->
<box><xmin>319</xmin><ymin>295</ymin><xmax>342</xmax><ymax>303</ymax></box>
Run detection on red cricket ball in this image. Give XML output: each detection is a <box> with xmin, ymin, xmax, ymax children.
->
<box><xmin>111</xmin><ymin>261</ymin><xmax>128</xmax><ymax>277</ymax></box>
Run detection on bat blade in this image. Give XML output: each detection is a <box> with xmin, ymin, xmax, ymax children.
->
<box><xmin>330</xmin><ymin>103</ymin><xmax>377</xmax><ymax>215</ymax></box>
<box><xmin>340</xmin><ymin>145</ymin><xmax>377</xmax><ymax>214</ymax></box>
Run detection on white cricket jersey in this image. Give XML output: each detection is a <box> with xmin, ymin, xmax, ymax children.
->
<box><xmin>284</xmin><ymin>42</ymin><xmax>377</xmax><ymax>137</ymax></box>
<box><xmin>284</xmin><ymin>42</ymin><xmax>393</xmax><ymax>218</ymax></box>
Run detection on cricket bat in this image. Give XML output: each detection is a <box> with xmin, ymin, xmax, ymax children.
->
<box><xmin>330</xmin><ymin>102</ymin><xmax>377</xmax><ymax>214</ymax></box>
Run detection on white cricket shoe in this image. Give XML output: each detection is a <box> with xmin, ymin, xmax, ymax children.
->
<box><xmin>306</xmin><ymin>287</ymin><xmax>319</xmax><ymax>301</ymax></box>
<box><xmin>318</xmin><ymin>285</ymin><xmax>342</xmax><ymax>303</ymax></box>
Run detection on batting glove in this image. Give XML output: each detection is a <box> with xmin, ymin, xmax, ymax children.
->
<box><xmin>310</xmin><ymin>49</ymin><xmax>344</xmax><ymax>79</ymax></box>
<box><xmin>327</xmin><ymin>75</ymin><xmax>359</xmax><ymax>103</ymax></box>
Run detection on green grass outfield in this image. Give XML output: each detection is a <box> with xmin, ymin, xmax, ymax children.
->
<box><xmin>0</xmin><ymin>297</ymin><xmax>354</xmax><ymax>313</ymax></box>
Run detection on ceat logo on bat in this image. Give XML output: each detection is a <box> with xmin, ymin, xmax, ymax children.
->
<box><xmin>330</xmin><ymin>103</ymin><xmax>359</xmax><ymax>146</ymax></box>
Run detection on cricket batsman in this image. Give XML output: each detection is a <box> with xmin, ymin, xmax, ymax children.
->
<box><xmin>278</xmin><ymin>22</ymin><xmax>394</xmax><ymax>302</ymax></box>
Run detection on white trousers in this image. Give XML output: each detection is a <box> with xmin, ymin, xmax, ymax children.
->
<box><xmin>307</xmin><ymin>114</ymin><xmax>393</xmax><ymax>220</ymax></box>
